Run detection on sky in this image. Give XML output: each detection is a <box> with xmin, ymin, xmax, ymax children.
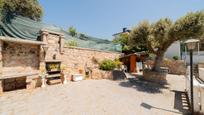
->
<box><xmin>39</xmin><ymin>0</ymin><xmax>204</xmax><ymax>40</ymax></box>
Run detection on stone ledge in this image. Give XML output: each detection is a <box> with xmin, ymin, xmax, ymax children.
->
<box><xmin>64</xmin><ymin>46</ymin><xmax>122</xmax><ymax>54</ymax></box>
<box><xmin>0</xmin><ymin>36</ymin><xmax>46</xmax><ymax>45</ymax></box>
<box><xmin>1</xmin><ymin>72</ymin><xmax>39</xmax><ymax>79</ymax></box>
<box><xmin>41</xmin><ymin>29</ymin><xmax>64</xmax><ymax>36</ymax></box>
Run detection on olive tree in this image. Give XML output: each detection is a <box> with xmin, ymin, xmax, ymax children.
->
<box><xmin>129</xmin><ymin>11</ymin><xmax>204</xmax><ymax>72</ymax></box>
<box><xmin>1</xmin><ymin>0</ymin><xmax>43</xmax><ymax>21</ymax></box>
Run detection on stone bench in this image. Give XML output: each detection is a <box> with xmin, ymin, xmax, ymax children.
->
<box><xmin>0</xmin><ymin>72</ymin><xmax>39</xmax><ymax>95</ymax></box>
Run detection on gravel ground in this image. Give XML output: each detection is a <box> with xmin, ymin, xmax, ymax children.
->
<box><xmin>0</xmin><ymin>74</ymin><xmax>189</xmax><ymax>115</ymax></box>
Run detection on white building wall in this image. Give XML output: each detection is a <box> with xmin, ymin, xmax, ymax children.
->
<box><xmin>182</xmin><ymin>53</ymin><xmax>204</xmax><ymax>64</ymax></box>
<box><xmin>165</xmin><ymin>41</ymin><xmax>181</xmax><ymax>59</ymax></box>
<box><xmin>186</xmin><ymin>67</ymin><xmax>204</xmax><ymax>113</ymax></box>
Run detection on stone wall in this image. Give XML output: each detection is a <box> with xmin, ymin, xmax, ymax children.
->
<box><xmin>0</xmin><ymin>30</ymin><xmax>122</xmax><ymax>93</ymax></box>
<box><xmin>61</xmin><ymin>46</ymin><xmax>121</xmax><ymax>77</ymax></box>
<box><xmin>44</xmin><ymin>33</ymin><xmax>62</xmax><ymax>61</ymax></box>
<box><xmin>2</xmin><ymin>42</ymin><xmax>39</xmax><ymax>75</ymax></box>
<box><xmin>145</xmin><ymin>59</ymin><xmax>186</xmax><ymax>75</ymax></box>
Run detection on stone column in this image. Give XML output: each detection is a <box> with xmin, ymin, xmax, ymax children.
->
<box><xmin>60</xmin><ymin>35</ymin><xmax>65</xmax><ymax>54</ymax></box>
<box><xmin>41</xmin><ymin>31</ymin><xmax>49</xmax><ymax>42</ymax></box>
<box><xmin>26</xmin><ymin>76</ymin><xmax>38</xmax><ymax>90</ymax></box>
<box><xmin>39</xmin><ymin>31</ymin><xmax>48</xmax><ymax>71</ymax></box>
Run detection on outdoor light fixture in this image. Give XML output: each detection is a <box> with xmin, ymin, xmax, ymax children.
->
<box><xmin>185</xmin><ymin>39</ymin><xmax>200</xmax><ymax>50</ymax></box>
<box><xmin>184</xmin><ymin>38</ymin><xmax>200</xmax><ymax>114</ymax></box>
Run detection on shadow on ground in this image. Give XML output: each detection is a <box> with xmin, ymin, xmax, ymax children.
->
<box><xmin>112</xmin><ymin>70</ymin><xmax>126</xmax><ymax>80</ymax></box>
<box><xmin>140</xmin><ymin>102</ymin><xmax>183</xmax><ymax>114</ymax></box>
<box><xmin>140</xmin><ymin>90</ymin><xmax>190</xmax><ymax>115</ymax></box>
<box><xmin>119</xmin><ymin>77</ymin><xmax>169</xmax><ymax>93</ymax></box>
<box><xmin>172</xmin><ymin>90</ymin><xmax>190</xmax><ymax>115</ymax></box>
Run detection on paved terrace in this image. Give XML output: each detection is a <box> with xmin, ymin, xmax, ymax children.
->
<box><xmin>0</xmin><ymin>74</ymin><xmax>189</xmax><ymax>115</ymax></box>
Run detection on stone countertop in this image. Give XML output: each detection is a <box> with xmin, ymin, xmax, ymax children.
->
<box><xmin>45</xmin><ymin>60</ymin><xmax>62</xmax><ymax>63</ymax></box>
<box><xmin>1</xmin><ymin>72</ymin><xmax>39</xmax><ymax>80</ymax></box>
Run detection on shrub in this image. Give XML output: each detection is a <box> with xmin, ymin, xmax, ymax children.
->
<box><xmin>172</xmin><ymin>56</ymin><xmax>179</xmax><ymax>60</ymax></box>
<box><xmin>66</xmin><ymin>40</ymin><xmax>78</xmax><ymax>47</ymax></box>
<box><xmin>114</xmin><ymin>58</ymin><xmax>122</xmax><ymax>69</ymax></box>
<box><xmin>68</xmin><ymin>26</ymin><xmax>77</xmax><ymax>37</ymax></box>
<box><xmin>99</xmin><ymin>59</ymin><xmax>116</xmax><ymax>71</ymax></box>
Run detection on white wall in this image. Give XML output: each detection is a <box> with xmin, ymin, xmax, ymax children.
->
<box><xmin>182</xmin><ymin>52</ymin><xmax>204</xmax><ymax>64</ymax></box>
<box><xmin>186</xmin><ymin>67</ymin><xmax>204</xmax><ymax>113</ymax></box>
<box><xmin>165</xmin><ymin>41</ymin><xmax>181</xmax><ymax>59</ymax></box>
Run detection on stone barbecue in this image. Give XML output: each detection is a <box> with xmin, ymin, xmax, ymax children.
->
<box><xmin>45</xmin><ymin>60</ymin><xmax>61</xmax><ymax>74</ymax></box>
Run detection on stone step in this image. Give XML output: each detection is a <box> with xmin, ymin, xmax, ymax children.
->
<box><xmin>47</xmin><ymin>79</ymin><xmax>62</xmax><ymax>85</ymax></box>
<box><xmin>46</xmin><ymin>73</ymin><xmax>61</xmax><ymax>78</ymax></box>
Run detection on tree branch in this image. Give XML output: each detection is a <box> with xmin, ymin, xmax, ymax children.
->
<box><xmin>147</xmin><ymin>41</ymin><xmax>157</xmax><ymax>54</ymax></box>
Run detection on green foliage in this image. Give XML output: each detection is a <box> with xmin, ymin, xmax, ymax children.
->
<box><xmin>112</xmin><ymin>33</ymin><xmax>130</xmax><ymax>52</ymax></box>
<box><xmin>170</xmin><ymin>11</ymin><xmax>204</xmax><ymax>41</ymax></box>
<box><xmin>172</xmin><ymin>56</ymin><xmax>179</xmax><ymax>60</ymax></box>
<box><xmin>79</xmin><ymin>33</ymin><xmax>86</xmax><ymax>40</ymax></box>
<box><xmin>129</xmin><ymin>11</ymin><xmax>204</xmax><ymax>71</ymax></box>
<box><xmin>68</xmin><ymin>26</ymin><xmax>77</xmax><ymax>37</ymax></box>
<box><xmin>99</xmin><ymin>59</ymin><xmax>116</xmax><ymax>71</ymax></box>
<box><xmin>0</xmin><ymin>0</ymin><xmax>4</xmax><ymax>20</ymax></box>
<box><xmin>129</xmin><ymin>21</ymin><xmax>149</xmax><ymax>52</ymax></box>
<box><xmin>1</xmin><ymin>0</ymin><xmax>43</xmax><ymax>21</ymax></box>
<box><xmin>113</xmin><ymin>33</ymin><xmax>129</xmax><ymax>46</ymax></box>
<box><xmin>114</xmin><ymin>58</ymin><xmax>122</xmax><ymax>69</ymax></box>
<box><xmin>65</xmin><ymin>40</ymin><xmax>78</xmax><ymax>47</ymax></box>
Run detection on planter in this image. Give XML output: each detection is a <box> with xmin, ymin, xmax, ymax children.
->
<box><xmin>72</xmin><ymin>74</ymin><xmax>83</xmax><ymax>81</ymax></box>
<box><xmin>143</xmin><ymin>69</ymin><xmax>167</xmax><ymax>84</ymax></box>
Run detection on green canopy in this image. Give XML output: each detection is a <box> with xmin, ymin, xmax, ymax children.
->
<box><xmin>0</xmin><ymin>16</ymin><xmax>121</xmax><ymax>52</ymax></box>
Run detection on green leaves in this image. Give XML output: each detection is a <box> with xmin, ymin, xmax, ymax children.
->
<box><xmin>129</xmin><ymin>10</ymin><xmax>204</xmax><ymax>55</ymax></box>
<box><xmin>129</xmin><ymin>10</ymin><xmax>204</xmax><ymax>71</ymax></box>
<box><xmin>99</xmin><ymin>59</ymin><xmax>116</xmax><ymax>71</ymax></box>
<box><xmin>65</xmin><ymin>40</ymin><xmax>78</xmax><ymax>47</ymax></box>
<box><xmin>2</xmin><ymin>0</ymin><xmax>43</xmax><ymax>21</ymax></box>
<box><xmin>170</xmin><ymin>11</ymin><xmax>204</xmax><ymax>40</ymax></box>
<box><xmin>150</xmin><ymin>18</ymin><xmax>172</xmax><ymax>47</ymax></box>
<box><xmin>68</xmin><ymin>26</ymin><xmax>77</xmax><ymax>37</ymax></box>
<box><xmin>0</xmin><ymin>0</ymin><xmax>4</xmax><ymax>20</ymax></box>
<box><xmin>129</xmin><ymin>21</ymin><xmax>150</xmax><ymax>52</ymax></box>
<box><xmin>112</xmin><ymin>33</ymin><xmax>130</xmax><ymax>52</ymax></box>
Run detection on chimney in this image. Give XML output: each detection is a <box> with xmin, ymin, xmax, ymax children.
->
<box><xmin>123</xmin><ymin>28</ymin><xmax>127</xmax><ymax>32</ymax></box>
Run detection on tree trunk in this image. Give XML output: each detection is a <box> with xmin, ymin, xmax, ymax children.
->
<box><xmin>152</xmin><ymin>54</ymin><xmax>164</xmax><ymax>72</ymax></box>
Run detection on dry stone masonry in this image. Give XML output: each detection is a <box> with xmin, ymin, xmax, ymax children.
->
<box><xmin>0</xmin><ymin>29</ymin><xmax>121</xmax><ymax>94</ymax></box>
<box><xmin>2</xmin><ymin>42</ymin><xmax>39</xmax><ymax>74</ymax></box>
